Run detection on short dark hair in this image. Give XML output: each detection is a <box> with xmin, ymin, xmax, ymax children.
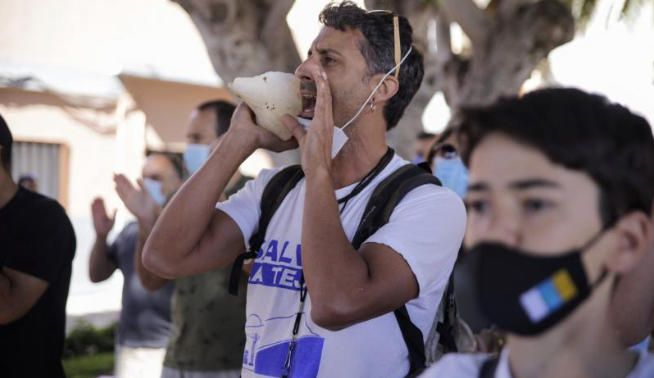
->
<box><xmin>458</xmin><ymin>87</ymin><xmax>654</xmax><ymax>226</ymax></box>
<box><xmin>146</xmin><ymin>150</ymin><xmax>184</xmax><ymax>180</ymax></box>
<box><xmin>0</xmin><ymin>114</ymin><xmax>12</xmax><ymax>172</ymax></box>
<box><xmin>417</xmin><ymin>131</ymin><xmax>435</xmax><ymax>140</ymax></box>
<box><xmin>18</xmin><ymin>174</ymin><xmax>36</xmax><ymax>186</ymax></box>
<box><xmin>319</xmin><ymin>2</ymin><xmax>424</xmax><ymax>130</ymax></box>
<box><xmin>197</xmin><ymin>100</ymin><xmax>236</xmax><ymax>137</ymax></box>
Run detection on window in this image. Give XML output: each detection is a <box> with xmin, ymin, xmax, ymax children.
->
<box><xmin>11</xmin><ymin>141</ymin><xmax>69</xmax><ymax>207</ymax></box>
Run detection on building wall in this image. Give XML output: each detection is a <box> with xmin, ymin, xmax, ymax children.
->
<box><xmin>0</xmin><ymin>0</ymin><xmax>219</xmax><ymax>84</ymax></box>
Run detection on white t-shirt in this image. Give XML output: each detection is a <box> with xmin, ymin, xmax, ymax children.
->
<box><xmin>420</xmin><ymin>349</ymin><xmax>654</xmax><ymax>378</ymax></box>
<box><xmin>217</xmin><ymin>154</ymin><xmax>466</xmax><ymax>378</ymax></box>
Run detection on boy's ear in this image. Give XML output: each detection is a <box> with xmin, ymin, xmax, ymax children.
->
<box><xmin>605</xmin><ymin>211</ymin><xmax>652</xmax><ymax>274</ymax></box>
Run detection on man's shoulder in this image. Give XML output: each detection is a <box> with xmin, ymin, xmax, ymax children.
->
<box><xmin>17</xmin><ymin>189</ymin><xmax>73</xmax><ymax>229</ymax></box>
<box><xmin>421</xmin><ymin>353</ymin><xmax>491</xmax><ymax>378</ymax></box>
<box><xmin>252</xmin><ymin>165</ymin><xmax>300</xmax><ymax>187</ymax></box>
<box><xmin>380</xmin><ymin>161</ymin><xmax>466</xmax><ymax>215</ymax></box>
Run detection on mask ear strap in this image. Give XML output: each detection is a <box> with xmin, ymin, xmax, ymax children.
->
<box><xmin>580</xmin><ymin>215</ymin><xmax>620</xmax><ymax>254</ymax></box>
<box><xmin>393</xmin><ymin>15</ymin><xmax>401</xmax><ymax>80</ymax></box>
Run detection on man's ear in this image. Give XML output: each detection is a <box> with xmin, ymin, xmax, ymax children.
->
<box><xmin>369</xmin><ymin>73</ymin><xmax>399</xmax><ymax>104</ymax></box>
<box><xmin>606</xmin><ymin>211</ymin><xmax>652</xmax><ymax>274</ymax></box>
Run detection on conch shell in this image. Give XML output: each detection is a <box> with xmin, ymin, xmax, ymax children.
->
<box><xmin>229</xmin><ymin>72</ymin><xmax>301</xmax><ymax>141</ymax></box>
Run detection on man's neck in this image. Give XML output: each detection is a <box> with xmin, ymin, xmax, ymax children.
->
<box><xmin>507</xmin><ymin>283</ymin><xmax>637</xmax><ymax>378</ymax></box>
<box><xmin>329</xmin><ymin>117</ymin><xmax>389</xmax><ymax>189</ymax></box>
<box><xmin>0</xmin><ymin>170</ymin><xmax>18</xmax><ymax>209</ymax></box>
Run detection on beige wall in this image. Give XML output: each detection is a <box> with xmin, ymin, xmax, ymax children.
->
<box><xmin>120</xmin><ymin>74</ymin><xmax>234</xmax><ymax>151</ymax></box>
<box><xmin>0</xmin><ymin>0</ymin><xmax>218</xmax><ymax>84</ymax></box>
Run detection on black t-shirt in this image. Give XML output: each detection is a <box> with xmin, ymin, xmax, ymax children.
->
<box><xmin>0</xmin><ymin>187</ymin><xmax>76</xmax><ymax>378</ymax></box>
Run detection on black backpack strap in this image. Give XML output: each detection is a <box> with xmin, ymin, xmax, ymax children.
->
<box><xmin>395</xmin><ymin>305</ymin><xmax>427</xmax><ymax>378</ymax></box>
<box><xmin>351</xmin><ymin>164</ymin><xmax>441</xmax><ymax>377</ymax></box>
<box><xmin>352</xmin><ymin>163</ymin><xmax>441</xmax><ymax>249</ymax></box>
<box><xmin>479</xmin><ymin>355</ymin><xmax>500</xmax><ymax>378</ymax></box>
<box><xmin>435</xmin><ymin>274</ymin><xmax>458</xmax><ymax>353</ymax></box>
<box><xmin>228</xmin><ymin>165</ymin><xmax>305</xmax><ymax>295</ymax></box>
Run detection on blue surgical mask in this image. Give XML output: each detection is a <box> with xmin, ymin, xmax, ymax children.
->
<box><xmin>434</xmin><ymin>157</ymin><xmax>468</xmax><ymax>198</ymax></box>
<box><xmin>184</xmin><ymin>144</ymin><xmax>211</xmax><ymax>175</ymax></box>
<box><xmin>411</xmin><ymin>153</ymin><xmax>425</xmax><ymax>164</ymax></box>
<box><xmin>143</xmin><ymin>178</ymin><xmax>166</xmax><ymax>206</ymax></box>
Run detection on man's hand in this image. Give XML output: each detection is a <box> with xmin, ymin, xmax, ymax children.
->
<box><xmin>114</xmin><ymin>174</ymin><xmax>159</xmax><ymax>227</ymax></box>
<box><xmin>282</xmin><ymin>66</ymin><xmax>334</xmax><ymax>178</ymax></box>
<box><xmin>91</xmin><ymin>198</ymin><xmax>115</xmax><ymax>239</ymax></box>
<box><xmin>227</xmin><ymin>103</ymin><xmax>298</xmax><ymax>153</ymax></box>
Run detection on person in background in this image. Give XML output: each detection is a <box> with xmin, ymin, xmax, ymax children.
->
<box><xmin>422</xmin><ymin>87</ymin><xmax>654</xmax><ymax>377</ymax></box>
<box><xmin>184</xmin><ymin>100</ymin><xmax>253</xmax><ymax>199</ymax></box>
<box><xmin>89</xmin><ymin>151</ymin><xmax>183</xmax><ymax>378</ymax></box>
<box><xmin>17</xmin><ymin>173</ymin><xmax>38</xmax><ymax>192</ymax></box>
<box><xmin>412</xmin><ymin>131</ymin><xmax>436</xmax><ymax>164</ymax></box>
<box><xmin>136</xmin><ymin>100</ymin><xmax>249</xmax><ymax>378</ymax></box>
<box><xmin>427</xmin><ymin>127</ymin><xmax>468</xmax><ymax>199</ymax></box>
<box><xmin>0</xmin><ymin>113</ymin><xmax>76</xmax><ymax>378</ymax></box>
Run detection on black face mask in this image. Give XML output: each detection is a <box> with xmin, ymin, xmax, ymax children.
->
<box><xmin>464</xmin><ymin>233</ymin><xmax>609</xmax><ymax>336</ymax></box>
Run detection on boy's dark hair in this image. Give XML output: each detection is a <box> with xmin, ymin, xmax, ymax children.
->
<box><xmin>417</xmin><ymin>131</ymin><xmax>435</xmax><ymax>140</ymax></box>
<box><xmin>146</xmin><ymin>150</ymin><xmax>184</xmax><ymax>180</ymax></box>
<box><xmin>197</xmin><ymin>100</ymin><xmax>236</xmax><ymax>137</ymax></box>
<box><xmin>319</xmin><ymin>2</ymin><xmax>424</xmax><ymax>130</ymax></box>
<box><xmin>458</xmin><ymin>87</ymin><xmax>654</xmax><ymax>226</ymax></box>
<box><xmin>0</xmin><ymin>114</ymin><xmax>12</xmax><ymax>173</ymax></box>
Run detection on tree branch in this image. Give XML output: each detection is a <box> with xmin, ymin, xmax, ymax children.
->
<box><xmin>171</xmin><ymin>0</ymin><xmax>192</xmax><ymax>13</ymax></box>
<box><xmin>439</xmin><ymin>0</ymin><xmax>491</xmax><ymax>47</ymax></box>
<box><xmin>436</xmin><ymin>11</ymin><xmax>452</xmax><ymax>60</ymax></box>
<box><xmin>261</xmin><ymin>0</ymin><xmax>301</xmax><ymax>73</ymax></box>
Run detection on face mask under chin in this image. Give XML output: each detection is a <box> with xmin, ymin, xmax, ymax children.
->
<box><xmin>463</xmin><ymin>230</ymin><xmax>610</xmax><ymax>336</ymax></box>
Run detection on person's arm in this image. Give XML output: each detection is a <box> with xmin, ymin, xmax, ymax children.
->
<box><xmin>88</xmin><ymin>198</ymin><xmax>117</xmax><ymax>283</ymax></box>
<box><xmin>0</xmin><ymin>267</ymin><xmax>48</xmax><ymax>324</ymax></box>
<box><xmin>135</xmin><ymin>212</ymin><xmax>170</xmax><ymax>291</ymax></box>
<box><xmin>113</xmin><ymin>175</ymin><xmax>169</xmax><ymax>291</ymax></box>
<box><xmin>303</xmin><ymin>171</ymin><xmax>420</xmax><ymax>330</ymax></box>
<box><xmin>143</xmin><ymin>104</ymin><xmax>297</xmax><ymax>279</ymax></box>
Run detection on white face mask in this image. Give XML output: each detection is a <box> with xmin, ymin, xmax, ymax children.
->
<box><xmin>296</xmin><ymin>117</ymin><xmax>348</xmax><ymax>159</ymax></box>
<box><xmin>297</xmin><ymin>46</ymin><xmax>413</xmax><ymax>159</ymax></box>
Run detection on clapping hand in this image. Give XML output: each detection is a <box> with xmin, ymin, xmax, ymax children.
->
<box><xmin>91</xmin><ymin>198</ymin><xmax>116</xmax><ymax>239</ymax></box>
<box><xmin>113</xmin><ymin>174</ymin><xmax>160</xmax><ymax>227</ymax></box>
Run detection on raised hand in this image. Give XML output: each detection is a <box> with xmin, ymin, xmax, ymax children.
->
<box><xmin>282</xmin><ymin>65</ymin><xmax>334</xmax><ymax>177</ymax></box>
<box><xmin>91</xmin><ymin>197</ymin><xmax>115</xmax><ymax>239</ymax></box>
<box><xmin>113</xmin><ymin>174</ymin><xmax>159</xmax><ymax>226</ymax></box>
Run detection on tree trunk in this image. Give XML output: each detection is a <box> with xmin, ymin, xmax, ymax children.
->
<box><xmin>172</xmin><ymin>0</ymin><xmax>301</xmax><ymax>165</ymax></box>
<box><xmin>366</xmin><ymin>0</ymin><xmax>574</xmax><ymax>157</ymax></box>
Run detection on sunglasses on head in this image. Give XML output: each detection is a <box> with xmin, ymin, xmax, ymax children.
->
<box><xmin>366</xmin><ymin>9</ymin><xmax>402</xmax><ymax>80</ymax></box>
